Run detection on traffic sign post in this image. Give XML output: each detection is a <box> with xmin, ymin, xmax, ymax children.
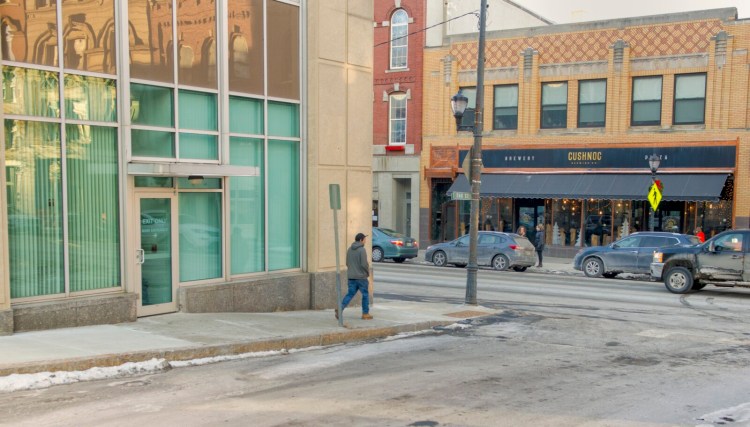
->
<box><xmin>648</xmin><ymin>183</ymin><xmax>662</xmax><ymax>211</ymax></box>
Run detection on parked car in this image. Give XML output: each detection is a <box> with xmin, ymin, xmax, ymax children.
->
<box><xmin>651</xmin><ymin>229</ymin><xmax>750</xmax><ymax>293</ymax></box>
<box><xmin>424</xmin><ymin>231</ymin><xmax>536</xmax><ymax>271</ymax></box>
<box><xmin>573</xmin><ymin>232</ymin><xmax>700</xmax><ymax>278</ymax></box>
<box><xmin>371</xmin><ymin>227</ymin><xmax>418</xmax><ymax>263</ymax></box>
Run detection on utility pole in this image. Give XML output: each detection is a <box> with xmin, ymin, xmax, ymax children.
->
<box><xmin>465</xmin><ymin>0</ymin><xmax>487</xmax><ymax>305</ymax></box>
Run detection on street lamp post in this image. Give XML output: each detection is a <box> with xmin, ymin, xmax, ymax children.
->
<box><xmin>449</xmin><ymin>0</ymin><xmax>487</xmax><ymax>306</ymax></box>
<box><xmin>648</xmin><ymin>153</ymin><xmax>661</xmax><ymax>231</ymax></box>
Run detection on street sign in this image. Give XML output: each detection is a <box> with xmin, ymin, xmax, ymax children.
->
<box><xmin>648</xmin><ymin>183</ymin><xmax>662</xmax><ymax>211</ymax></box>
<box><xmin>451</xmin><ymin>191</ymin><xmax>472</xmax><ymax>201</ymax></box>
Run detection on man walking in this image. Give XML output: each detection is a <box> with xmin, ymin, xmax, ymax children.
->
<box><xmin>336</xmin><ymin>232</ymin><xmax>372</xmax><ymax>320</ymax></box>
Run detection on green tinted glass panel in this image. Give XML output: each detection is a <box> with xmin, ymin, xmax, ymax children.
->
<box><xmin>177</xmin><ymin>178</ymin><xmax>222</xmax><ymax>189</ymax></box>
<box><xmin>135</xmin><ymin>177</ymin><xmax>174</xmax><ymax>188</ymax></box>
<box><xmin>229</xmin><ymin>96</ymin><xmax>263</xmax><ymax>134</ymax></box>
<box><xmin>179</xmin><ymin>192</ymin><xmax>222</xmax><ymax>281</ymax></box>
<box><xmin>2</xmin><ymin>66</ymin><xmax>60</xmax><ymax>117</ymax></box>
<box><xmin>5</xmin><ymin>120</ymin><xmax>64</xmax><ymax>297</ymax></box>
<box><xmin>268</xmin><ymin>101</ymin><xmax>299</xmax><ymax>137</ymax></box>
<box><xmin>179</xmin><ymin>90</ymin><xmax>217</xmax><ymax>131</ymax></box>
<box><xmin>130</xmin><ymin>84</ymin><xmax>174</xmax><ymax>127</ymax></box>
<box><xmin>229</xmin><ymin>137</ymin><xmax>264</xmax><ymax>274</ymax></box>
<box><xmin>132</xmin><ymin>129</ymin><xmax>175</xmax><ymax>158</ymax></box>
<box><xmin>268</xmin><ymin>139</ymin><xmax>299</xmax><ymax>270</ymax></box>
<box><xmin>140</xmin><ymin>197</ymin><xmax>173</xmax><ymax>305</ymax></box>
<box><xmin>67</xmin><ymin>125</ymin><xmax>120</xmax><ymax>292</ymax></box>
<box><xmin>64</xmin><ymin>75</ymin><xmax>117</xmax><ymax>122</ymax></box>
<box><xmin>179</xmin><ymin>133</ymin><xmax>218</xmax><ymax>160</ymax></box>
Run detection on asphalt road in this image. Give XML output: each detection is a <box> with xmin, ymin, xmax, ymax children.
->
<box><xmin>1</xmin><ymin>264</ymin><xmax>749</xmax><ymax>427</ymax></box>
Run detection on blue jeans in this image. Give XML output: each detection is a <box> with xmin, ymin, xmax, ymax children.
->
<box><xmin>341</xmin><ymin>279</ymin><xmax>369</xmax><ymax>314</ymax></box>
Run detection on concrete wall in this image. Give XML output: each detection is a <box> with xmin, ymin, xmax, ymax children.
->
<box><xmin>12</xmin><ymin>294</ymin><xmax>137</xmax><ymax>333</ymax></box>
<box><xmin>373</xmin><ymin>155</ymin><xmax>420</xmax><ymax>237</ymax></box>
<box><xmin>305</xmin><ymin>0</ymin><xmax>374</xmax><ymax>277</ymax></box>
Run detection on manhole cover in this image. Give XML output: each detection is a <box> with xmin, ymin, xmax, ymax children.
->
<box><xmin>444</xmin><ymin>310</ymin><xmax>491</xmax><ymax>318</ymax></box>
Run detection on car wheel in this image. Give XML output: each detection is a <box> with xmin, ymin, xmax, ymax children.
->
<box><xmin>492</xmin><ymin>254</ymin><xmax>509</xmax><ymax>271</ymax></box>
<box><xmin>583</xmin><ymin>257</ymin><xmax>604</xmax><ymax>278</ymax></box>
<box><xmin>602</xmin><ymin>272</ymin><xmax>618</xmax><ymax>279</ymax></box>
<box><xmin>512</xmin><ymin>266</ymin><xmax>527</xmax><ymax>272</ymax></box>
<box><xmin>432</xmin><ymin>251</ymin><xmax>448</xmax><ymax>267</ymax></box>
<box><xmin>664</xmin><ymin>266</ymin><xmax>694</xmax><ymax>294</ymax></box>
<box><xmin>393</xmin><ymin>257</ymin><xmax>406</xmax><ymax>263</ymax></box>
<box><xmin>372</xmin><ymin>247</ymin><xmax>384</xmax><ymax>263</ymax></box>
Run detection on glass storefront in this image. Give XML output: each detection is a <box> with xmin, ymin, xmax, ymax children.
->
<box><xmin>1</xmin><ymin>0</ymin><xmax>302</xmax><ymax>302</ymax></box>
<box><xmin>438</xmin><ymin>194</ymin><xmax>734</xmax><ymax>248</ymax></box>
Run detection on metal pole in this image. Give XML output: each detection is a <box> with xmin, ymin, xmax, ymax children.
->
<box><xmin>650</xmin><ymin>171</ymin><xmax>656</xmax><ymax>232</ymax></box>
<box><xmin>333</xmin><ymin>208</ymin><xmax>344</xmax><ymax>327</ymax></box>
<box><xmin>465</xmin><ymin>0</ymin><xmax>487</xmax><ymax>305</ymax></box>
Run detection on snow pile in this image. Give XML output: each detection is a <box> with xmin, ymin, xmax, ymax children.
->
<box><xmin>170</xmin><ymin>349</ymin><xmax>290</xmax><ymax>367</ymax></box>
<box><xmin>440</xmin><ymin>322</ymin><xmax>473</xmax><ymax>330</ymax></box>
<box><xmin>697</xmin><ymin>401</ymin><xmax>750</xmax><ymax>426</ymax></box>
<box><xmin>0</xmin><ymin>358</ymin><xmax>170</xmax><ymax>393</ymax></box>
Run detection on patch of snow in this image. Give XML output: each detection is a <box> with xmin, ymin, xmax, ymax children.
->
<box><xmin>0</xmin><ymin>358</ymin><xmax>170</xmax><ymax>393</ymax></box>
<box><xmin>170</xmin><ymin>349</ymin><xmax>289</xmax><ymax>367</ymax></box>
<box><xmin>380</xmin><ymin>330</ymin><xmax>439</xmax><ymax>341</ymax></box>
<box><xmin>697</xmin><ymin>401</ymin><xmax>750</xmax><ymax>426</ymax></box>
<box><xmin>440</xmin><ymin>322</ymin><xmax>473</xmax><ymax>330</ymax></box>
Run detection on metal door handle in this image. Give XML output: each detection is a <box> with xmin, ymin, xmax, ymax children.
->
<box><xmin>136</xmin><ymin>248</ymin><xmax>145</xmax><ymax>265</ymax></box>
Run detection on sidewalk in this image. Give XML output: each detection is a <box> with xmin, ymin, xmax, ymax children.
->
<box><xmin>0</xmin><ymin>300</ymin><xmax>497</xmax><ymax>377</ymax></box>
<box><xmin>0</xmin><ymin>256</ymin><xmax>580</xmax><ymax>378</ymax></box>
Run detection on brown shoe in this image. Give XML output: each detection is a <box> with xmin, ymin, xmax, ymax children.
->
<box><xmin>334</xmin><ymin>308</ymin><xmax>339</xmax><ymax>320</ymax></box>
<box><xmin>361</xmin><ymin>314</ymin><xmax>373</xmax><ymax>320</ymax></box>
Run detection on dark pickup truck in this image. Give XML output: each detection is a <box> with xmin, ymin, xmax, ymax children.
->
<box><xmin>650</xmin><ymin>229</ymin><xmax>750</xmax><ymax>293</ymax></box>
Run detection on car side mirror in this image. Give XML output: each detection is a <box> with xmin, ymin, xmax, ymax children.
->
<box><xmin>610</xmin><ymin>243</ymin><xmax>618</xmax><ymax>249</ymax></box>
<box><xmin>708</xmin><ymin>241</ymin><xmax>716</xmax><ymax>252</ymax></box>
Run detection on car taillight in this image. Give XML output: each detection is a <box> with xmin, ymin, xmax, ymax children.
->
<box><xmin>391</xmin><ymin>240</ymin><xmax>403</xmax><ymax>247</ymax></box>
<box><xmin>414</xmin><ymin>242</ymin><xmax>418</xmax><ymax>248</ymax></box>
<box><xmin>509</xmin><ymin>244</ymin><xmax>518</xmax><ymax>250</ymax></box>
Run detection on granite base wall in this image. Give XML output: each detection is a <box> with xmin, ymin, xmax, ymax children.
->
<box><xmin>0</xmin><ymin>309</ymin><xmax>13</xmax><ymax>336</ymax></box>
<box><xmin>12</xmin><ymin>294</ymin><xmax>137</xmax><ymax>333</ymax></box>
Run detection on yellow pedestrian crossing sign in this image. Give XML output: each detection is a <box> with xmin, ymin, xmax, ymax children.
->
<box><xmin>648</xmin><ymin>183</ymin><xmax>662</xmax><ymax>211</ymax></box>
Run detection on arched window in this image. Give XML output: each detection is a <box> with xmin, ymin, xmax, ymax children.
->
<box><xmin>390</xmin><ymin>9</ymin><xmax>408</xmax><ymax>69</ymax></box>
<box><xmin>389</xmin><ymin>93</ymin><xmax>407</xmax><ymax>145</ymax></box>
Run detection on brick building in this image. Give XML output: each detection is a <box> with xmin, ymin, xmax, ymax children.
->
<box><xmin>421</xmin><ymin>8</ymin><xmax>749</xmax><ymax>255</ymax></box>
<box><xmin>371</xmin><ymin>0</ymin><xmax>425</xmax><ymax>240</ymax></box>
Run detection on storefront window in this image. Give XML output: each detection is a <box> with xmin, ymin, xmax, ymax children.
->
<box><xmin>62</xmin><ymin>0</ymin><xmax>117</xmax><ymax>74</ymax></box>
<box><xmin>67</xmin><ymin>125</ymin><xmax>120</xmax><ymax>292</ymax></box>
<box><xmin>267</xmin><ymin>0</ymin><xmax>299</xmax><ymax>100</ymax></box>
<box><xmin>228</xmin><ymin>0</ymin><xmax>264</xmax><ymax>95</ymax></box>
<box><xmin>5</xmin><ymin>120</ymin><xmax>64</xmax><ymax>298</ymax></box>
<box><xmin>612</xmin><ymin>200</ymin><xmax>634</xmax><ymax>241</ymax></box>
<box><xmin>584</xmin><ymin>200</ymin><xmax>612</xmax><ymax>246</ymax></box>
<box><xmin>179</xmin><ymin>192</ymin><xmax>222</xmax><ymax>282</ymax></box>
<box><xmin>64</xmin><ymin>75</ymin><xmax>117</xmax><ymax>122</ymax></box>
<box><xmin>268</xmin><ymin>139</ymin><xmax>300</xmax><ymax>270</ymax></box>
<box><xmin>0</xmin><ymin>2</ymin><xmax>58</xmax><ymax>65</ymax></box>
<box><xmin>551</xmin><ymin>199</ymin><xmax>582</xmax><ymax>246</ymax></box>
<box><xmin>480</xmin><ymin>199</ymin><xmax>498</xmax><ymax>231</ymax></box>
<box><xmin>177</xmin><ymin>0</ymin><xmax>217</xmax><ymax>89</ymax></box>
<box><xmin>3</xmin><ymin>67</ymin><xmax>60</xmax><ymax>118</ymax></box>
<box><xmin>698</xmin><ymin>201</ymin><xmax>733</xmax><ymax>239</ymax></box>
<box><xmin>229</xmin><ymin>137</ymin><xmax>264</xmax><ymax>274</ymax></box>
<box><xmin>129</xmin><ymin>0</ymin><xmax>174</xmax><ymax>82</ymax></box>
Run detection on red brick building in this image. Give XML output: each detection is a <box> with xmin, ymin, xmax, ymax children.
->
<box><xmin>372</xmin><ymin>0</ymin><xmax>425</xmax><ymax>240</ymax></box>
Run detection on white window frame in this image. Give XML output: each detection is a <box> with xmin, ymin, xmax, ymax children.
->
<box><xmin>390</xmin><ymin>9</ymin><xmax>408</xmax><ymax>70</ymax></box>
<box><xmin>388</xmin><ymin>93</ymin><xmax>407</xmax><ymax>145</ymax></box>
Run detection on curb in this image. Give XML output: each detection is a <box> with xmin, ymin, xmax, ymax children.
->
<box><xmin>0</xmin><ymin>320</ymin><xmax>454</xmax><ymax>376</ymax></box>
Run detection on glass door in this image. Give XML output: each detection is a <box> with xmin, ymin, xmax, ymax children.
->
<box><xmin>136</xmin><ymin>194</ymin><xmax>178</xmax><ymax>316</ymax></box>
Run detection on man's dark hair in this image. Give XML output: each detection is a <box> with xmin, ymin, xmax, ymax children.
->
<box><xmin>355</xmin><ymin>232</ymin><xmax>367</xmax><ymax>242</ymax></box>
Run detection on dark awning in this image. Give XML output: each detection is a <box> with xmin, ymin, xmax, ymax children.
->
<box><xmin>447</xmin><ymin>173</ymin><xmax>730</xmax><ymax>201</ymax></box>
